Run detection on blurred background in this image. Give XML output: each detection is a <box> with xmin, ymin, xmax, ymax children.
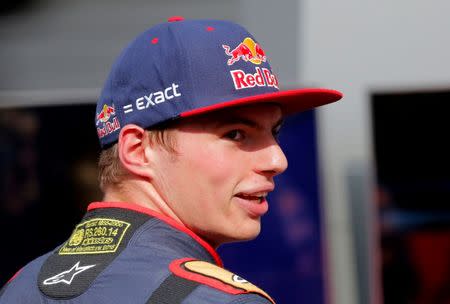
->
<box><xmin>1</xmin><ymin>0</ymin><xmax>450</xmax><ymax>303</ymax></box>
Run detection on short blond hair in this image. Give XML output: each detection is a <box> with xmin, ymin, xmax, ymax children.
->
<box><xmin>98</xmin><ymin>127</ymin><xmax>177</xmax><ymax>191</ymax></box>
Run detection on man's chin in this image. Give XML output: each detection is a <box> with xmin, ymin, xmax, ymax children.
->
<box><xmin>224</xmin><ymin>223</ymin><xmax>262</xmax><ymax>244</ymax></box>
<box><xmin>198</xmin><ymin>220</ymin><xmax>262</xmax><ymax>247</ymax></box>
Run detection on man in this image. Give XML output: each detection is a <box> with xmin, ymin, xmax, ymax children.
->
<box><xmin>0</xmin><ymin>16</ymin><xmax>342</xmax><ymax>303</ymax></box>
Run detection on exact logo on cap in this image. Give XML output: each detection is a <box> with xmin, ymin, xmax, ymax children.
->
<box><xmin>96</xmin><ymin>104</ymin><xmax>121</xmax><ymax>139</ymax></box>
<box><xmin>223</xmin><ymin>37</ymin><xmax>279</xmax><ymax>91</ymax></box>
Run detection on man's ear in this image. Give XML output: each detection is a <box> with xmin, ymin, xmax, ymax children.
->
<box><xmin>118</xmin><ymin>124</ymin><xmax>155</xmax><ymax>179</ymax></box>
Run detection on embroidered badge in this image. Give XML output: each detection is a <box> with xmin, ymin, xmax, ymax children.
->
<box><xmin>59</xmin><ymin>218</ymin><xmax>130</xmax><ymax>255</ymax></box>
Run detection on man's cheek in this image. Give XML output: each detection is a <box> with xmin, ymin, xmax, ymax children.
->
<box><xmin>192</xmin><ymin>151</ymin><xmax>231</xmax><ymax>178</ymax></box>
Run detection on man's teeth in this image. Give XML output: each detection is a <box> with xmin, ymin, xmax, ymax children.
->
<box><xmin>238</xmin><ymin>193</ymin><xmax>267</xmax><ymax>202</ymax></box>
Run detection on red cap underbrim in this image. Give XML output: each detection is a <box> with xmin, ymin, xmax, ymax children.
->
<box><xmin>180</xmin><ymin>88</ymin><xmax>343</xmax><ymax>118</ymax></box>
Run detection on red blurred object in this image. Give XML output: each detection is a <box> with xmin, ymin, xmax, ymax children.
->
<box><xmin>406</xmin><ymin>231</ymin><xmax>450</xmax><ymax>304</ymax></box>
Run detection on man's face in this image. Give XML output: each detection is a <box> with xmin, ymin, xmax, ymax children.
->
<box><xmin>151</xmin><ymin>104</ymin><xmax>288</xmax><ymax>247</ymax></box>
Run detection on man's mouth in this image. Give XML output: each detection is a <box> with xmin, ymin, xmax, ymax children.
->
<box><xmin>235</xmin><ymin>192</ymin><xmax>268</xmax><ymax>204</ymax></box>
<box><xmin>234</xmin><ymin>191</ymin><xmax>270</xmax><ymax>217</ymax></box>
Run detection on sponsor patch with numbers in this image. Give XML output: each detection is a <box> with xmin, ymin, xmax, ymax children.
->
<box><xmin>59</xmin><ymin>218</ymin><xmax>130</xmax><ymax>255</ymax></box>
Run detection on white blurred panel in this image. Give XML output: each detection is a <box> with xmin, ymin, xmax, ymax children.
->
<box><xmin>301</xmin><ymin>1</ymin><xmax>450</xmax><ymax>304</ymax></box>
<box><xmin>0</xmin><ymin>0</ymin><xmax>240</xmax><ymax>93</ymax></box>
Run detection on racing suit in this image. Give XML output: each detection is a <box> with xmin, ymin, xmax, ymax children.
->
<box><xmin>0</xmin><ymin>202</ymin><xmax>274</xmax><ymax>304</ymax></box>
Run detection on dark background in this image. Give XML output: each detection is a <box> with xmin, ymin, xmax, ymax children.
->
<box><xmin>372</xmin><ymin>90</ymin><xmax>450</xmax><ymax>304</ymax></box>
<box><xmin>0</xmin><ymin>105</ymin><xmax>101</xmax><ymax>284</ymax></box>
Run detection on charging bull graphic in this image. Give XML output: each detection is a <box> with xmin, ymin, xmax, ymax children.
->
<box><xmin>96</xmin><ymin>104</ymin><xmax>116</xmax><ymax>126</ymax></box>
<box><xmin>222</xmin><ymin>37</ymin><xmax>267</xmax><ymax>66</ymax></box>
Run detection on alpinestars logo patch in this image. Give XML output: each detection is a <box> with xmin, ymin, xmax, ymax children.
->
<box><xmin>43</xmin><ymin>261</ymin><xmax>95</xmax><ymax>285</ymax></box>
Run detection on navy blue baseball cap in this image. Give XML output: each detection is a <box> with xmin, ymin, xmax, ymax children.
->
<box><xmin>95</xmin><ymin>16</ymin><xmax>342</xmax><ymax>148</ymax></box>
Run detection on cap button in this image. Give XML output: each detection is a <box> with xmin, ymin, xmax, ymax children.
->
<box><xmin>168</xmin><ymin>16</ymin><xmax>184</xmax><ymax>22</ymax></box>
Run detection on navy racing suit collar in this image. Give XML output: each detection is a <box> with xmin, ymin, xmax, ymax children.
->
<box><xmin>87</xmin><ymin>202</ymin><xmax>223</xmax><ymax>267</ymax></box>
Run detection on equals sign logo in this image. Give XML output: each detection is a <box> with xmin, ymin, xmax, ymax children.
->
<box><xmin>123</xmin><ymin>104</ymin><xmax>133</xmax><ymax>114</ymax></box>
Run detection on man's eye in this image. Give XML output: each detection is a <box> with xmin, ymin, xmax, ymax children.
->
<box><xmin>273</xmin><ymin>125</ymin><xmax>282</xmax><ymax>141</ymax></box>
<box><xmin>224</xmin><ymin>130</ymin><xmax>245</xmax><ymax>141</ymax></box>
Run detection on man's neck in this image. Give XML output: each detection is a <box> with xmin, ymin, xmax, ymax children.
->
<box><xmin>102</xmin><ymin>180</ymin><xmax>184</xmax><ymax>227</ymax></box>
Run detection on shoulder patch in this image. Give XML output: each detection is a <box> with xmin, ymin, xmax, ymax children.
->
<box><xmin>169</xmin><ymin>258</ymin><xmax>275</xmax><ymax>304</ymax></box>
<box><xmin>38</xmin><ymin>208</ymin><xmax>150</xmax><ymax>299</ymax></box>
<box><xmin>59</xmin><ymin>217</ymin><xmax>131</xmax><ymax>255</ymax></box>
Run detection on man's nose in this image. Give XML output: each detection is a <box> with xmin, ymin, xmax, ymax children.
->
<box><xmin>256</xmin><ymin>143</ymin><xmax>288</xmax><ymax>177</ymax></box>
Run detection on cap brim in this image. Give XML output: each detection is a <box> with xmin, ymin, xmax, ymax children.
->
<box><xmin>180</xmin><ymin>88</ymin><xmax>343</xmax><ymax>118</ymax></box>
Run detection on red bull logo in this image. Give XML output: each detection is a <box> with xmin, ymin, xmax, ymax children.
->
<box><xmin>223</xmin><ymin>37</ymin><xmax>267</xmax><ymax>66</ymax></box>
<box><xmin>96</xmin><ymin>104</ymin><xmax>116</xmax><ymax>125</ymax></box>
<box><xmin>96</xmin><ymin>104</ymin><xmax>120</xmax><ymax>139</ymax></box>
